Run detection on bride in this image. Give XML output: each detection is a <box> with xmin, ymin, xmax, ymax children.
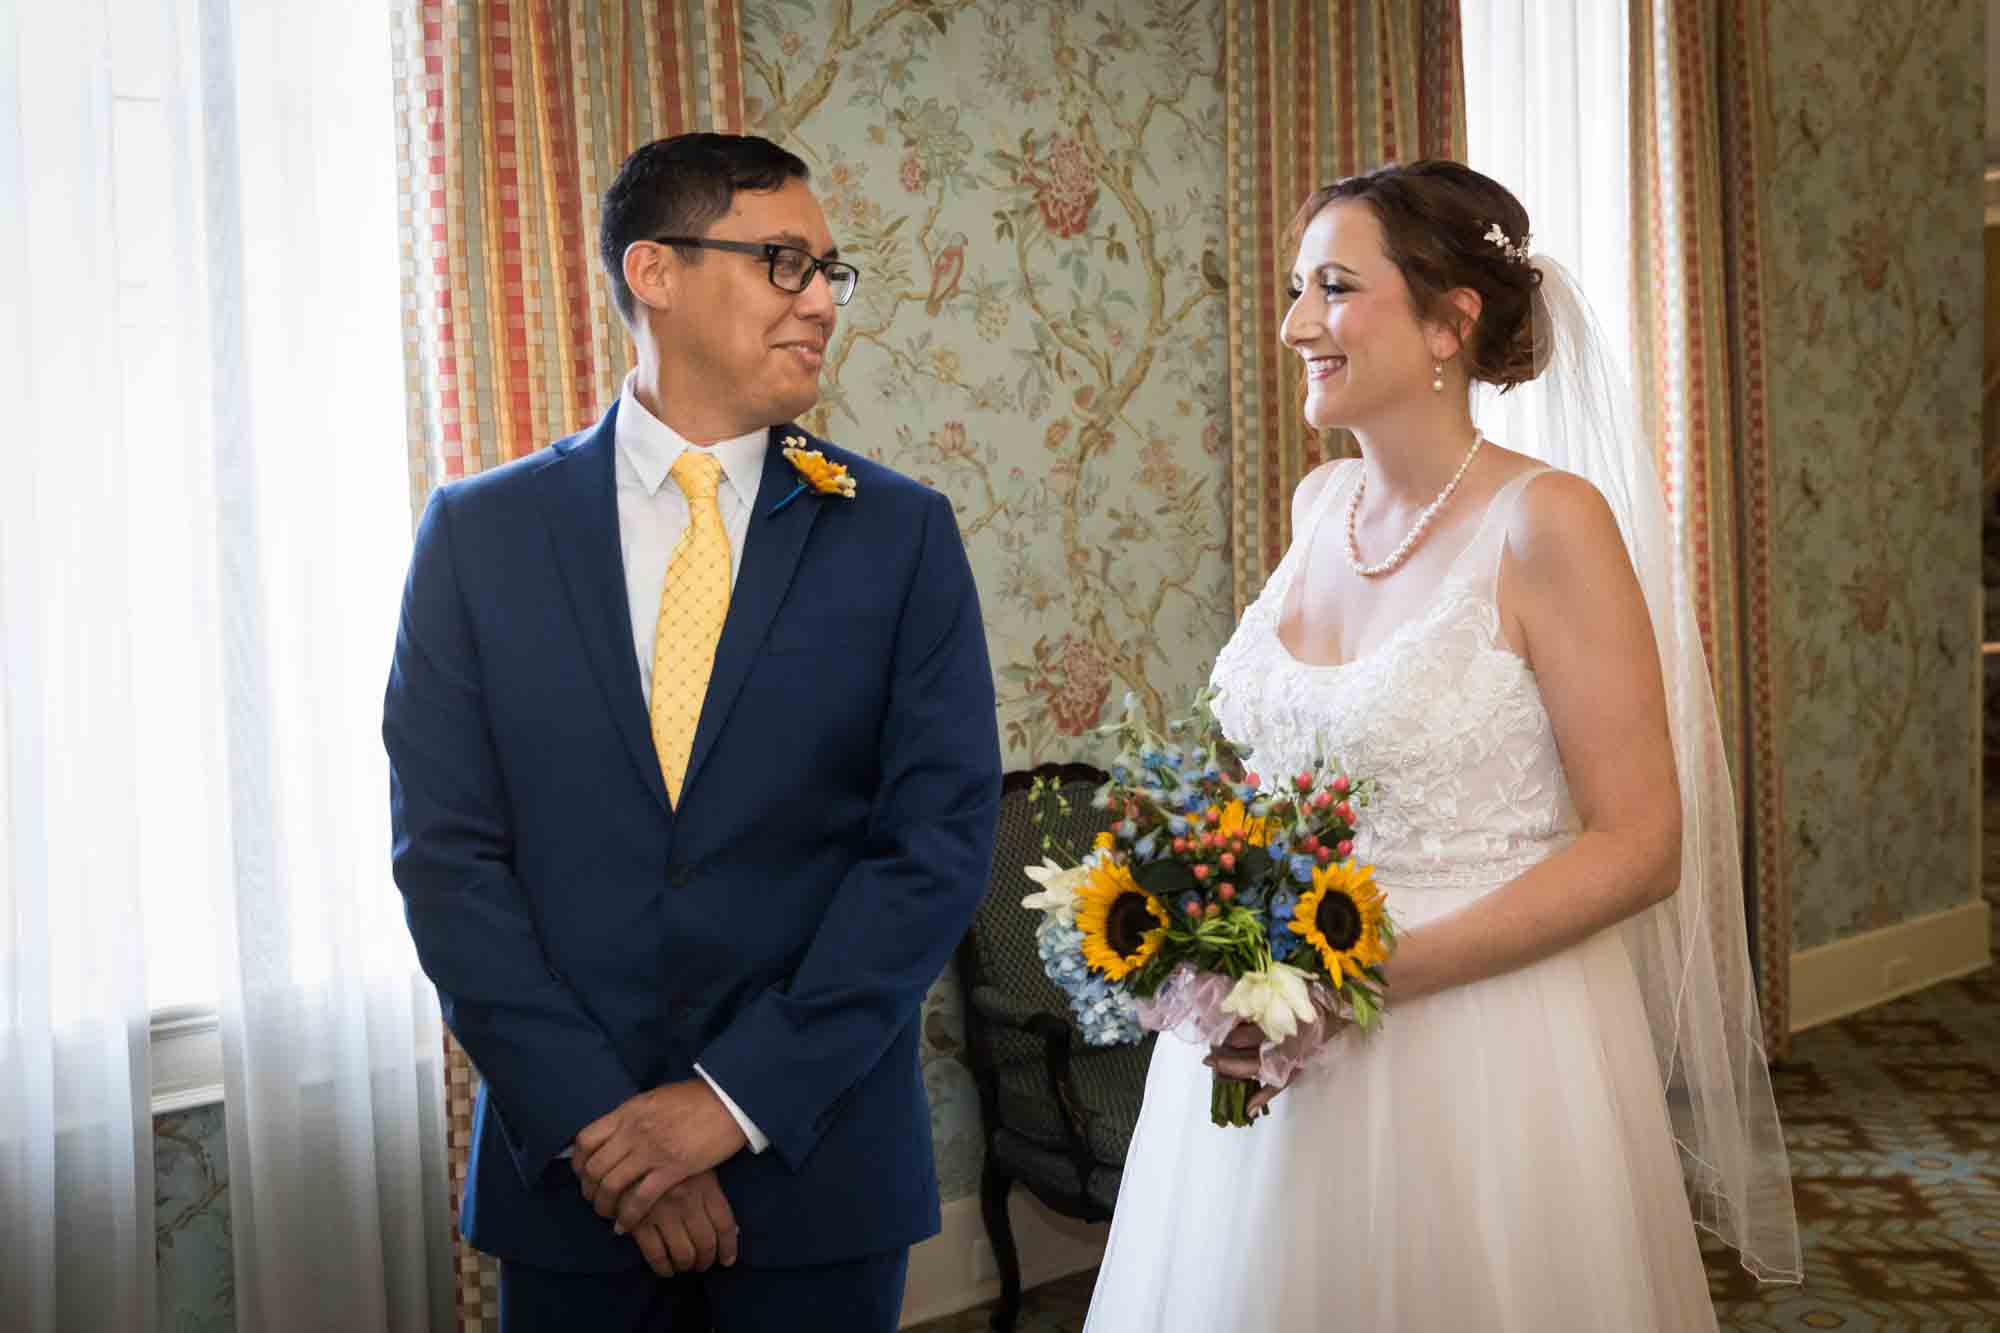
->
<box><xmin>1082</xmin><ymin>161</ymin><xmax>1800</xmax><ymax>1330</ymax></box>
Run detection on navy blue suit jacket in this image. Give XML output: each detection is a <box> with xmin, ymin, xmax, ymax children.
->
<box><xmin>383</xmin><ymin>406</ymin><xmax>1001</xmax><ymax>1272</ymax></box>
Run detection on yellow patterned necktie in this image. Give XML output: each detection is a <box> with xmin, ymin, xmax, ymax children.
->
<box><xmin>650</xmin><ymin>449</ymin><xmax>730</xmax><ymax>806</ymax></box>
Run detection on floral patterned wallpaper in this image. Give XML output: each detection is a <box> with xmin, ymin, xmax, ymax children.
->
<box><xmin>157</xmin><ymin>1103</ymin><xmax>232</xmax><ymax>1331</ymax></box>
<box><xmin>742</xmin><ymin>0</ymin><xmax>1229</xmax><ymax>1203</ymax></box>
<box><xmin>744</xmin><ymin>0</ymin><xmax>1233</xmax><ymax>759</ymax></box>
<box><xmin>1763</xmin><ymin>0</ymin><xmax>1983</xmax><ymax>952</ymax></box>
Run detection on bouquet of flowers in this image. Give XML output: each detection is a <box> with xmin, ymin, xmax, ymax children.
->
<box><xmin>1020</xmin><ymin>691</ymin><xmax>1395</xmax><ymax>1127</ymax></box>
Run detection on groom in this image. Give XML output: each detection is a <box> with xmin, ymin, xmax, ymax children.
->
<box><xmin>383</xmin><ymin>133</ymin><xmax>1001</xmax><ymax>1331</ymax></box>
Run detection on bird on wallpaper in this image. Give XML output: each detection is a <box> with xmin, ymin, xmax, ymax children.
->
<box><xmin>1201</xmin><ymin>245</ymin><xmax>1227</xmax><ymax>293</ymax></box>
<box><xmin>925</xmin><ymin>232</ymin><xmax>967</xmax><ymax>316</ymax></box>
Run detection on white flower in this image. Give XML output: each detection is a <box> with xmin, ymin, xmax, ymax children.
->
<box><xmin>1020</xmin><ymin>858</ymin><xmax>1088</xmax><ymax>927</ymax></box>
<box><xmin>1220</xmin><ymin>963</ymin><xmax>1318</xmax><ymax>1043</ymax></box>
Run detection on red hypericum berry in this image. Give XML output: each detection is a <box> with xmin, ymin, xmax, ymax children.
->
<box><xmin>1244</xmin><ymin>770</ymin><xmax>1262</xmax><ymax>789</ymax></box>
<box><xmin>1316</xmin><ymin>846</ymin><xmax>1332</xmax><ymax>864</ymax></box>
<box><xmin>1312</xmin><ymin>790</ymin><xmax>1332</xmax><ymax>811</ymax></box>
<box><xmin>1295</xmin><ymin>772</ymin><xmax>1314</xmax><ymax>792</ymax></box>
<box><xmin>1230</xmin><ymin>838</ymin><xmax>1245</xmax><ymax>855</ymax></box>
<box><xmin>1184</xmin><ymin>901</ymin><xmax>1201</xmax><ymax>918</ymax></box>
<box><xmin>1335</xmin><ymin>801</ymin><xmax>1354</xmax><ymax>821</ymax></box>
<box><xmin>1172</xmin><ymin>836</ymin><xmax>1189</xmax><ymax>854</ymax></box>
<box><xmin>1332</xmin><ymin>775</ymin><xmax>1351</xmax><ymax>795</ymax></box>
<box><xmin>1205</xmin><ymin>807</ymin><xmax>1222</xmax><ymax>826</ymax></box>
<box><xmin>1204</xmin><ymin>902</ymin><xmax>1222</xmax><ymax>919</ymax></box>
<box><xmin>1192</xmin><ymin>864</ymin><xmax>1210</xmax><ymax>881</ymax></box>
<box><xmin>1219</xmin><ymin>852</ymin><xmax>1236</xmax><ymax>871</ymax></box>
<box><xmin>1336</xmin><ymin>839</ymin><xmax>1354</xmax><ymax>858</ymax></box>
<box><xmin>1301</xmin><ymin>836</ymin><xmax>1320</xmax><ymax>855</ymax></box>
<box><xmin>1217</xmin><ymin>882</ymin><xmax>1236</xmax><ymax>901</ymax></box>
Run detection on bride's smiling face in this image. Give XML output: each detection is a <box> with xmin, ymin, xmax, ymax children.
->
<box><xmin>1280</xmin><ymin>201</ymin><xmax>1440</xmax><ymax>432</ymax></box>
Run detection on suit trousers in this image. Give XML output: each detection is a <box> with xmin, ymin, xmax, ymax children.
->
<box><xmin>497</xmin><ymin>1248</ymin><xmax>909</xmax><ymax>1333</ymax></box>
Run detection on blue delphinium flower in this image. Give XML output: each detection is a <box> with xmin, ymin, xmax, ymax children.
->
<box><xmin>1132</xmin><ymin>831</ymin><xmax>1160</xmax><ymax>861</ymax></box>
<box><xmin>1288</xmin><ymin>853</ymin><xmax>1316</xmax><ymax>884</ymax></box>
<box><xmin>1167</xmin><ymin>815</ymin><xmax>1190</xmax><ymax>836</ymax></box>
<box><xmin>1266</xmin><ymin>835</ymin><xmax>1290</xmax><ymax>860</ymax></box>
<box><xmin>1266</xmin><ymin>888</ymin><xmax>1301</xmax><ymax>961</ymax></box>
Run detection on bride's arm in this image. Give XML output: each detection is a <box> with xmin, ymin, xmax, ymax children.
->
<box><xmin>1380</xmin><ymin>470</ymin><xmax>1681</xmax><ymax>1003</ymax></box>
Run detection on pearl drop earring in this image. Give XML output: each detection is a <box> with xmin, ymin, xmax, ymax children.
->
<box><xmin>1432</xmin><ymin>363</ymin><xmax>1444</xmax><ymax>393</ymax></box>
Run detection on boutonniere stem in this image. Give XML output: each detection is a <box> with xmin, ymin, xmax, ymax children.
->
<box><xmin>767</xmin><ymin>482</ymin><xmax>809</xmax><ymax>517</ymax></box>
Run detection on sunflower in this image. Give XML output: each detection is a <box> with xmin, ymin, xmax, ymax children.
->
<box><xmin>1075</xmin><ymin>860</ymin><xmax>1170</xmax><ymax>980</ymax></box>
<box><xmin>1290</xmin><ymin>860</ymin><xmax>1389</xmax><ymax>983</ymax></box>
<box><xmin>1213</xmin><ymin>799</ymin><xmax>1271</xmax><ymax>847</ymax></box>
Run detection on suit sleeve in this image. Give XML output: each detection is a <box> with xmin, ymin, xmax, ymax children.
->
<box><xmin>695</xmin><ymin>490</ymin><xmax>1002</xmax><ymax>1171</ymax></box>
<box><xmin>383</xmin><ymin>487</ymin><xmax>642</xmax><ymax>1185</ymax></box>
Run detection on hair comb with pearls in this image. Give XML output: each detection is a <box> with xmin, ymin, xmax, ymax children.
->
<box><xmin>1481</xmin><ymin>221</ymin><xmax>1532</xmax><ymax>264</ymax></box>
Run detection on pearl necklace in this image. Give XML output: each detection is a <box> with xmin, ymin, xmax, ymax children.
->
<box><xmin>1344</xmin><ymin>428</ymin><xmax>1484</xmax><ymax>578</ymax></box>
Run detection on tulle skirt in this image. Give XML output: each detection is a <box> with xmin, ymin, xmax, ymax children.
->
<box><xmin>1082</xmin><ymin>902</ymin><xmax>1717</xmax><ymax>1332</ymax></box>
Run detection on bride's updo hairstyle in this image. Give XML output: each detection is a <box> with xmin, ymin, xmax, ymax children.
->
<box><xmin>1288</xmin><ymin>160</ymin><xmax>1550</xmax><ymax>392</ymax></box>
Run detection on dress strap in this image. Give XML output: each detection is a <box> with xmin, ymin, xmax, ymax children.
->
<box><xmin>1264</xmin><ymin>456</ymin><xmax>1360</xmax><ymax>600</ymax></box>
<box><xmin>1469</xmin><ymin>465</ymin><xmax>1553</xmax><ymax>605</ymax></box>
<box><xmin>1295</xmin><ymin>459</ymin><xmax>1359</xmax><ymax>566</ymax></box>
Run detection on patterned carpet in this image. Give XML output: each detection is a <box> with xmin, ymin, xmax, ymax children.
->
<box><xmin>912</xmin><ymin>964</ymin><xmax>2000</xmax><ymax>1332</ymax></box>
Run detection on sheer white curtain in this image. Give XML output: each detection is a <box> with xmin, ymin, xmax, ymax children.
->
<box><xmin>1460</xmin><ymin>0</ymin><xmax>1634</xmax><ymax>426</ymax></box>
<box><xmin>1</xmin><ymin>2</ymin><xmax>450</xmax><ymax>1330</ymax></box>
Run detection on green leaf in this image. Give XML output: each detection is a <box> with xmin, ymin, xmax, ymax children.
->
<box><xmin>1236</xmin><ymin>846</ymin><xmax>1273</xmax><ymax>883</ymax></box>
<box><xmin>1135</xmin><ymin>858</ymin><xmax>1197</xmax><ymax>900</ymax></box>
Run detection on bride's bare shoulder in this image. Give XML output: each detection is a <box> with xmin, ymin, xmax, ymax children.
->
<box><xmin>1506</xmin><ymin>467</ymin><xmax>1626</xmax><ymax>579</ymax></box>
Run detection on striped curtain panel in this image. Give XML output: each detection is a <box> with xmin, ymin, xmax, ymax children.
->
<box><xmin>1628</xmin><ymin>0</ymin><xmax>1790</xmax><ymax>1053</ymax></box>
<box><xmin>1222</xmin><ymin>0</ymin><xmax>1466</xmax><ymax>613</ymax></box>
<box><xmin>392</xmin><ymin>0</ymin><xmax>745</xmax><ymax>508</ymax></box>
<box><xmin>388</xmin><ymin>4</ymin><xmax>744</xmax><ymax>1326</ymax></box>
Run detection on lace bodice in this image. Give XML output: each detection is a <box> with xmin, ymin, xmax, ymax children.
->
<box><xmin>1212</xmin><ymin>463</ymin><xmax>1577</xmax><ymax>917</ymax></box>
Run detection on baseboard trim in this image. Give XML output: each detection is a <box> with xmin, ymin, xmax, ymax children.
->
<box><xmin>1790</xmin><ymin>897</ymin><xmax>1993</xmax><ymax>1033</ymax></box>
<box><xmin>900</xmin><ymin>1188</ymin><xmax>1106</xmax><ymax>1328</ymax></box>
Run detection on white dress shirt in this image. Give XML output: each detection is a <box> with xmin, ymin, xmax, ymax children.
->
<box><xmin>614</xmin><ymin>372</ymin><xmax>771</xmax><ymax>1155</ymax></box>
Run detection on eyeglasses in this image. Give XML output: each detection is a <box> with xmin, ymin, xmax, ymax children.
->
<box><xmin>651</xmin><ymin>236</ymin><xmax>860</xmax><ymax>306</ymax></box>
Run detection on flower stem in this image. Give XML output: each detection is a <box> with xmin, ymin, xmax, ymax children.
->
<box><xmin>1210</xmin><ymin>1071</ymin><xmax>1253</xmax><ymax>1128</ymax></box>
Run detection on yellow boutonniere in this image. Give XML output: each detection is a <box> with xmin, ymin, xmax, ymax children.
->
<box><xmin>782</xmin><ymin>436</ymin><xmax>855</xmax><ymax>497</ymax></box>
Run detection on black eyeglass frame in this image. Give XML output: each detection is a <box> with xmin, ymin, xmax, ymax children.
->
<box><xmin>650</xmin><ymin>236</ymin><xmax>860</xmax><ymax>305</ymax></box>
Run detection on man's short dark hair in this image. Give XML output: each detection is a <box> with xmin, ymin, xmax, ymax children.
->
<box><xmin>598</xmin><ymin>133</ymin><xmax>811</xmax><ymax>324</ymax></box>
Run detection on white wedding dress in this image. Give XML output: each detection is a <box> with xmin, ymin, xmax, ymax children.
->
<box><xmin>1083</xmin><ymin>462</ymin><xmax>1718</xmax><ymax>1332</ymax></box>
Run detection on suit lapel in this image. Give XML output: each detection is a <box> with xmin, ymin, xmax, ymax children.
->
<box><xmin>680</xmin><ymin>425</ymin><xmax>823</xmax><ymax>801</ymax></box>
<box><xmin>540</xmin><ymin>404</ymin><xmax>672</xmax><ymax>814</ymax></box>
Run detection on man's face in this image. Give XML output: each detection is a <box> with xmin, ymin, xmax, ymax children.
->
<box><xmin>660</xmin><ymin>178</ymin><xmax>839</xmax><ymax>439</ymax></box>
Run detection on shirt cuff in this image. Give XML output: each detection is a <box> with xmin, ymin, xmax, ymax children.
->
<box><xmin>694</xmin><ymin>1062</ymin><xmax>769</xmax><ymax>1154</ymax></box>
